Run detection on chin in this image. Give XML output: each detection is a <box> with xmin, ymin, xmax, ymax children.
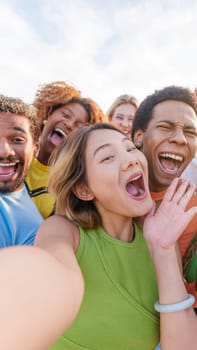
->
<box><xmin>140</xmin><ymin>198</ymin><xmax>153</xmax><ymax>215</ymax></box>
<box><xmin>0</xmin><ymin>185</ymin><xmax>17</xmax><ymax>193</ymax></box>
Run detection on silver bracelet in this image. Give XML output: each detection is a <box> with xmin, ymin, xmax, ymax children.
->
<box><xmin>154</xmin><ymin>294</ymin><xmax>195</xmax><ymax>313</ymax></box>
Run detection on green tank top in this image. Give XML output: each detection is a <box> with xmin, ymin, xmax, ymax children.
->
<box><xmin>51</xmin><ymin>223</ymin><xmax>159</xmax><ymax>350</ymax></box>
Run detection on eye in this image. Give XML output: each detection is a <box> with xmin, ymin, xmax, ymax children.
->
<box><xmin>184</xmin><ymin>129</ymin><xmax>197</xmax><ymax>138</ymax></box>
<box><xmin>127</xmin><ymin>146</ymin><xmax>136</xmax><ymax>152</ymax></box>
<box><xmin>101</xmin><ymin>155</ymin><xmax>115</xmax><ymax>163</ymax></box>
<box><xmin>158</xmin><ymin>124</ymin><xmax>172</xmax><ymax>130</ymax></box>
<box><xmin>12</xmin><ymin>137</ymin><xmax>25</xmax><ymax>143</ymax></box>
<box><xmin>62</xmin><ymin>112</ymin><xmax>71</xmax><ymax>119</ymax></box>
<box><xmin>115</xmin><ymin>115</ymin><xmax>123</xmax><ymax>120</ymax></box>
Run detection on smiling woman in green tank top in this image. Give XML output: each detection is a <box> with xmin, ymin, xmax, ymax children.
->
<box><xmin>35</xmin><ymin>123</ymin><xmax>197</xmax><ymax>350</ymax></box>
<box><xmin>0</xmin><ymin>123</ymin><xmax>196</xmax><ymax>350</ymax></box>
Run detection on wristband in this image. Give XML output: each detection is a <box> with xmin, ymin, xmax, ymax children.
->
<box><xmin>154</xmin><ymin>294</ymin><xmax>195</xmax><ymax>313</ymax></box>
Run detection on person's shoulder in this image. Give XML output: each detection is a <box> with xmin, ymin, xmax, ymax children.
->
<box><xmin>36</xmin><ymin>215</ymin><xmax>79</xmax><ymax>250</ymax></box>
<box><xmin>27</xmin><ymin>157</ymin><xmax>49</xmax><ymax>178</ymax></box>
<box><xmin>151</xmin><ymin>189</ymin><xmax>166</xmax><ymax>201</ymax></box>
<box><xmin>42</xmin><ymin>214</ymin><xmax>77</xmax><ymax>229</ymax></box>
<box><xmin>0</xmin><ymin>186</ymin><xmax>27</xmax><ymax>201</ymax></box>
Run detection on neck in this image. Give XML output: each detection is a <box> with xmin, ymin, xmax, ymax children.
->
<box><xmin>101</xmin><ymin>216</ymin><xmax>135</xmax><ymax>243</ymax></box>
<box><xmin>37</xmin><ymin>150</ymin><xmax>50</xmax><ymax>166</ymax></box>
<box><xmin>149</xmin><ymin>179</ymin><xmax>168</xmax><ymax>194</ymax></box>
<box><xmin>150</xmin><ymin>188</ymin><xmax>167</xmax><ymax>203</ymax></box>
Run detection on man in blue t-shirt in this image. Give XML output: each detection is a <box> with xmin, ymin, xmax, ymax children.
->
<box><xmin>0</xmin><ymin>94</ymin><xmax>43</xmax><ymax>247</ymax></box>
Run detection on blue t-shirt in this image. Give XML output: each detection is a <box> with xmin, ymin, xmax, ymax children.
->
<box><xmin>0</xmin><ymin>185</ymin><xmax>43</xmax><ymax>247</ymax></box>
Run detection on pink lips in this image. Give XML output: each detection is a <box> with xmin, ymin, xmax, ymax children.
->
<box><xmin>0</xmin><ymin>163</ymin><xmax>16</xmax><ymax>181</ymax></box>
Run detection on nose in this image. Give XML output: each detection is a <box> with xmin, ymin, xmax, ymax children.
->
<box><xmin>121</xmin><ymin>119</ymin><xmax>130</xmax><ymax>128</ymax></box>
<box><xmin>121</xmin><ymin>154</ymin><xmax>139</xmax><ymax>171</ymax></box>
<box><xmin>169</xmin><ymin>127</ymin><xmax>187</xmax><ymax>145</ymax></box>
<box><xmin>65</xmin><ymin>119</ymin><xmax>75</xmax><ymax>131</ymax></box>
<box><xmin>0</xmin><ymin>139</ymin><xmax>15</xmax><ymax>158</ymax></box>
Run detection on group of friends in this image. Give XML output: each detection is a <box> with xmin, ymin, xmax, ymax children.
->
<box><xmin>0</xmin><ymin>81</ymin><xmax>197</xmax><ymax>350</ymax></box>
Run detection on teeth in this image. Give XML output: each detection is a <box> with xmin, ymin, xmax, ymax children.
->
<box><xmin>139</xmin><ymin>188</ymin><xmax>144</xmax><ymax>195</ymax></box>
<box><xmin>160</xmin><ymin>153</ymin><xmax>183</xmax><ymax>162</ymax></box>
<box><xmin>0</xmin><ymin>162</ymin><xmax>18</xmax><ymax>166</ymax></box>
<box><xmin>54</xmin><ymin>128</ymin><xmax>66</xmax><ymax>137</ymax></box>
<box><xmin>131</xmin><ymin>174</ymin><xmax>141</xmax><ymax>181</ymax></box>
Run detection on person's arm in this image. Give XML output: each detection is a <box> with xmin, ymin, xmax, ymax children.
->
<box><xmin>34</xmin><ymin>214</ymin><xmax>80</xmax><ymax>264</ymax></box>
<box><xmin>144</xmin><ymin>178</ymin><xmax>197</xmax><ymax>350</ymax></box>
<box><xmin>0</xmin><ymin>244</ymin><xmax>84</xmax><ymax>350</ymax></box>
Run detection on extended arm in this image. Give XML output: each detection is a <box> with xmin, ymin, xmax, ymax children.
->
<box><xmin>0</xmin><ymin>244</ymin><xmax>84</xmax><ymax>350</ymax></box>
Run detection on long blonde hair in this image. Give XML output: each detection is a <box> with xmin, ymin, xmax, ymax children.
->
<box><xmin>106</xmin><ymin>94</ymin><xmax>139</xmax><ymax>120</ymax></box>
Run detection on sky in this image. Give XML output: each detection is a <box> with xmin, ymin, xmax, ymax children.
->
<box><xmin>0</xmin><ymin>0</ymin><xmax>197</xmax><ymax>112</ymax></box>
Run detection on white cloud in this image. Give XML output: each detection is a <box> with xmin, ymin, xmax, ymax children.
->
<box><xmin>0</xmin><ymin>0</ymin><xmax>197</xmax><ymax>113</ymax></box>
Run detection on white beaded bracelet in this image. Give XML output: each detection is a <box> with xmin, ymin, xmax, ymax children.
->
<box><xmin>154</xmin><ymin>294</ymin><xmax>195</xmax><ymax>313</ymax></box>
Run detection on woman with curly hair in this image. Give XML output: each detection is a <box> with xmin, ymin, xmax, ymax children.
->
<box><xmin>25</xmin><ymin>81</ymin><xmax>107</xmax><ymax>218</ymax></box>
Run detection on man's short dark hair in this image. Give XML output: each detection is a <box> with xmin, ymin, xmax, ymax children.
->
<box><xmin>132</xmin><ymin>86</ymin><xmax>197</xmax><ymax>139</ymax></box>
<box><xmin>0</xmin><ymin>94</ymin><xmax>41</xmax><ymax>142</ymax></box>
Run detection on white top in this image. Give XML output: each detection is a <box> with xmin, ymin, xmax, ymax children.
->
<box><xmin>181</xmin><ymin>153</ymin><xmax>197</xmax><ymax>185</ymax></box>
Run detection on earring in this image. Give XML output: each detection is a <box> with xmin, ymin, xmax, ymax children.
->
<box><xmin>135</xmin><ymin>140</ymin><xmax>142</xmax><ymax>148</ymax></box>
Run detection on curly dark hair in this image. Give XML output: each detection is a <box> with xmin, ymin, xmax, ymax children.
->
<box><xmin>132</xmin><ymin>86</ymin><xmax>197</xmax><ymax>139</ymax></box>
<box><xmin>72</xmin><ymin>97</ymin><xmax>108</xmax><ymax>123</ymax></box>
<box><xmin>33</xmin><ymin>81</ymin><xmax>107</xmax><ymax>124</ymax></box>
<box><xmin>0</xmin><ymin>94</ymin><xmax>41</xmax><ymax>142</ymax></box>
<box><xmin>33</xmin><ymin>81</ymin><xmax>81</xmax><ymax>123</ymax></box>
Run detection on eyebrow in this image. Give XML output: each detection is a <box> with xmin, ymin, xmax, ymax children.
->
<box><xmin>93</xmin><ymin>137</ymin><xmax>129</xmax><ymax>157</ymax></box>
<box><xmin>9</xmin><ymin>126</ymin><xmax>27</xmax><ymax>134</ymax></box>
<box><xmin>115</xmin><ymin>113</ymin><xmax>134</xmax><ymax>117</ymax></box>
<box><xmin>157</xmin><ymin>119</ymin><xmax>197</xmax><ymax>129</ymax></box>
<box><xmin>63</xmin><ymin>106</ymin><xmax>84</xmax><ymax>121</ymax></box>
<box><xmin>63</xmin><ymin>105</ymin><xmax>78</xmax><ymax>117</ymax></box>
<box><xmin>93</xmin><ymin>143</ymin><xmax>110</xmax><ymax>157</ymax></box>
<box><xmin>63</xmin><ymin>106</ymin><xmax>72</xmax><ymax>113</ymax></box>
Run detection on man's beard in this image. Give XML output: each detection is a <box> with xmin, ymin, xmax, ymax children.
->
<box><xmin>0</xmin><ymin>174</ymin><xmax>25</xmax><ymax>193</ymax></box>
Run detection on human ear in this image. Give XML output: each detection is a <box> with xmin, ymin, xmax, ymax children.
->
<box><xmin>73</xmin><ymin>183</ymin><xmax>94</xmax><ymax>201</ymax></box>
<box><xmin>40</xmin><ymin>119</ymin><xmax>47</xmax><ymax>132</ymax></box>
<box><xmin>107</xmin><ymin>115</ymin><xmax>112</xmax><ymax>122</ymax></box>
<box><xmin>33</xmin><ymin>141</ymin><xmax>40</xmax><ymax>157</ymax></box>
<box><xmin>133</xmin><ymin>130</ymin><xmax>144</xmax><ymax>149</ymax></box>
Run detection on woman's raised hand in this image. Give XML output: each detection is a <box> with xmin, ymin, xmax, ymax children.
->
<box><xmin>143</xmin><ymin>178</ymin><xmax>197</xmax><ymax>250</ymax></box>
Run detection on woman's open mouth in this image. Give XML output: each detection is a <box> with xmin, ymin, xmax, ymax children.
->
<box><xmin>50</xmin><ymin>128</ymin><xmax>66</xmax><ymax>146</ymax></box>
<box><xmin>126</xmin><ymin>173</ymin><xmax>146</xmax><ymax>198</ymax></box>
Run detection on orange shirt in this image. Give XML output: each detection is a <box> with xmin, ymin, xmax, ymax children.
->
<box><xmin>151</xmin><ymin>191</ymin><xmax>197</xmax><ymax>307</ymax></box>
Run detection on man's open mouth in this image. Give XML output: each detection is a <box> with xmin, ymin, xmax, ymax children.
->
<box><xmin>0</xmin><ymin>161</ymin><xmax>20</xmax><ymax>178</ymax></box>
<box><xmin>126</xmin><ymin>174</ymin><xmax>145</xmax><ymax>197</ymax></box>
<box><xmin>159</xmin><ymin>152</ymin><xmax>184</xmax><ymax>173</ymax></box>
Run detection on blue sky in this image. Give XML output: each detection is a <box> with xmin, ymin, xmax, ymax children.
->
<box><xmin>0</xmin><ymin>0</ymin><xmax>197</xmax><ymax>112</ymax></box>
